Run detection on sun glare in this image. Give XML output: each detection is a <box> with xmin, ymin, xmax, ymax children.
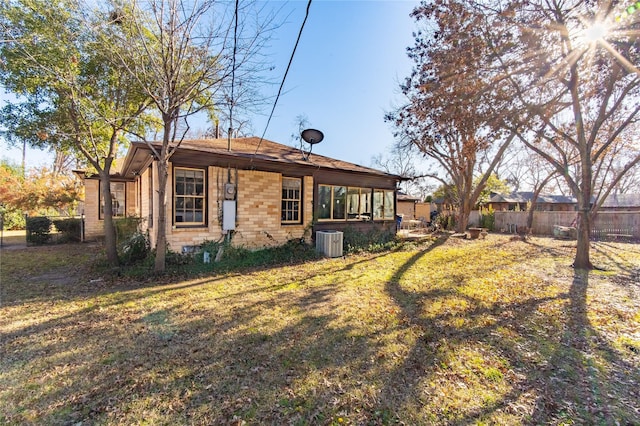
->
<box><xmin>584</xmin><ymin>22</ymin><xmax>609</xmax><ymax>42</ymax></box>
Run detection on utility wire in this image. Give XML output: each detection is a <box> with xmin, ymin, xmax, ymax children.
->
<box><xmin>251</xmin><ymin>0</ymin><xmax>312</xmax><ymax>161</ymax></box>
<box><xmin>228</xmin><ymin>0</ymin><xmax>239</xmax><ymax>151</ymax></box>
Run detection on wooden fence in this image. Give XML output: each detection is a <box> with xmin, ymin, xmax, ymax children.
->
<box><xmin>493</xmin><ymin>211</ymin><xmax>640</xmax><ymax>239</ymax></box>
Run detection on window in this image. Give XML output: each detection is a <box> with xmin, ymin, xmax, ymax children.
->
<box><xmin>332</xmin><ymin>186</ymin><xmax>346</xmax><ymax>219</ymax></box>
<box><xmin>319</xmin><ymin>185</ymin><xmax>378</xmax><ymax>221</ymax></box>
<box><xmin>281</xmin><ymin>177</ymin><xmax>302</xmax><ymax>224</ymax></box>
<box><xmin>318</xmin><ymin>185</ymin><xmax>331</xmax><ymax>220</ymax></box>
<box><xmin>318</xmin><ymin>184</ymin><xmax>348</xmax><ymax>220</ymax></box>
<box><xmin>100</xmin><ymin>181</ymin><xmax>126</xmax><ymax>219</ymax></box>
<box><xmin>174</xmin><ymin>167</ymin><xmax>205</xmax><ymax>225</ymax></box>
<box><xmin>373</xmin><ymin>189</ymin><xmax>395</xmax><ymax>220</ymax></box>
<box><xmin>347</xmin><ymin>187</ymin><xmax>372</xmax><ymax>220</ymax></box>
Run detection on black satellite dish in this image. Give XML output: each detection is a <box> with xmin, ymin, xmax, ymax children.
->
<box><xmin>301</xmin><ymin>128</ymin><xmax>324</xmax><ymax>144</ymax></box>
<box><xmin>300</xmin><ymin>128</ymin><xmax>324</xmax><ymax>160</ymax></box>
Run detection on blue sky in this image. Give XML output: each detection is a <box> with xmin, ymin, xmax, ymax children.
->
<box><xmin>249</xmin><ymin>0</ymin><xmax>419</xmax><ymax>168</ymax></box>
<box><xmin>1</xmin><ymin>0</ymin><xmax>420</xmax><ymax>170</ymax></box>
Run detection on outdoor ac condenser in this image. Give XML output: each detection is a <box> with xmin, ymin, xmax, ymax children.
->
<box><xmin>316</xmin><ymin>230</ymin><xmax>343</xmax><ymax>258</ymax></box>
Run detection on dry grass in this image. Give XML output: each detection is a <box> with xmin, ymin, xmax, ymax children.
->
<box><xmin>1</xmin><ymin>234</ymin><xmax>639</xmax><ymax>425</ymax></box>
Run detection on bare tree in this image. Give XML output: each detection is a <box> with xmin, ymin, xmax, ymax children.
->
<box><xmin>371</xmin><ymin>143</ymin><xmax>434</xmax><ymax>199</ymax></box>
<box><xmin>400</xmin><ymin>0</ymin><xmax>639</xmax><ymax>268</ymax></box>
<box><xmin>113</xmin><ymin>0</ymin><xmax>276</xmax><ymax>272</ymax></box>
<box><xmin>290</xmin><ymin>114</ymin><xmax>311</xmax><ymax>151</ymax></box>
<box><xmin>476</xmin><ymin>0</ymin><xmax>640</xmax><ymax>268</ymax></box>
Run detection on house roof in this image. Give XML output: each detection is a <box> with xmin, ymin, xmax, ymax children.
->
<box><xmin>119</xmin><ymin>137</ymin><xmax>401</xmax><ymax>182</ymax></box>
<box><xmin>601</xmin><ymin>193</ymin><xmax>640</xmax><ymax>208</ymax></box>
<box><xmin>489</xmin><ymin>191</ymin><xmax>577</xmax><ymax>204</ymax></box>
<box><xmin>397</xmin><ymin>192</ymin><xmax>421</xmax><ymax>202</ymax></box>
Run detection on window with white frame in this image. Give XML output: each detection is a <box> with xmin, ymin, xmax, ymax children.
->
<box><xmin>281</xmin><ymin>177</ymin><xmax>302</xmax><ymax>224</ymax></box>
<box><xmin>99</xmin><ymin>181</ymin><xmax>126</xmax><ymax>219</ymax></box>
<box><xmin>174</xmin><ymin>167</ymin><xmax>205</xmax><ymax>225</ymax></box>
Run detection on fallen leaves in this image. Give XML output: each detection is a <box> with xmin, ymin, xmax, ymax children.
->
<box><xmin>1</xmin><ymin>236</ymin><xmax>639</xmax><ymax>424</ymax></box>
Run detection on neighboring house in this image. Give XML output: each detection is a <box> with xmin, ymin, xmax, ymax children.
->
<box><xmin>81</xmin><ymin>137</ymin><xmax>401</xmax><ymax>252</ymax></box>
<box><xmin>397</xmin><ymin>192</ymin><xmax>420</xmax><ymax>219</ymax></box>
<box><xmin>488</xmin><ymin>192</ymin><xmax>577</xmax><ymax>212</ymax></box>
<box><xmin>600</xmin><ymin>193</ymin><xmax>640</xmax><ymax>212</ymax></box>
<box><xmin>396</xmin><ymin>193</ymin><xmax>436</xmax><ymax>223</ymax></box>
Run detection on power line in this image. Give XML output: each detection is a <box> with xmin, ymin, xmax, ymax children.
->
<box><xmin>251</xmin><ymin>0</ymin><xmax>313</xmax><ymax>161</ymax></box>
<box><xmin>228</xmin><ymin>0</ymin><xmax>239</xmax><ymax>151</ymax></box>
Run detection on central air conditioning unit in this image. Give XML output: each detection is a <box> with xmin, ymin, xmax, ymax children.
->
<box><xmin>316</xmin><ymin>230</ymin><xmax>343</xmax><ymax>258</ymax></box>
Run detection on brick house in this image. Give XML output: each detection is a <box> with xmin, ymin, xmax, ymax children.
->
<box><xmin>81</xmin><ymin>137</ymin><xmax>401</xmax><ymax>252</ymax></box>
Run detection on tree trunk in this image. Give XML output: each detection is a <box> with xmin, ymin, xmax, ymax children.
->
<box><xmin>154</xmin><ymin>159</ymin><xmax>168</xmax><ymax>273</ymax></box>
<box><xmin>456</xmin><ymin>198</ymin><xmax>471</xmax><ymax>233</ymax></box>
<box><xmin>99</xmin><ymin>166</ymin><xmax>119</xmax><ymax>267</ymax></box>
<box><xmin>573</xmin><ymin>209</ymin><xmax>592</xmax><ymax>269</ymax></box>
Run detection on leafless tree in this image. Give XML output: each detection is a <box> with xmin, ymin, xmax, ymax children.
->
<box><xmin>112</xmin><ymin>0</ymin><xmax>277</xmax><ymax>271</ymax></box>
<box><xmin>477</xmin><ymin>0</ymin><xmax>640</xmax><ymax>268</ymax></box>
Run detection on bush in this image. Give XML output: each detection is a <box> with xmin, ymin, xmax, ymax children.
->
<box><xmin>26</xmin><ymin>216</ymin><xmax>52</xmax><ymax>245</ymax></box>
<box><xmin>156</xmin><ymin>238</ymin><xmax>319</xmax><ymax>275</ymax></box>
<box><xmin>53</xmin><ymin>218</ymin><xmax>82</xmax><ymax>242</ymax></box>
<box><xmin>196</xmin><ymin>240</ymin><xmax>222</xmax><ymax>264</ymax></box>
<box><xmin>119</xmin><ymin>232</ymin><xmax>151</xmax><ymax>265</ymax></box>
<box><xmin>115</xmin><ymin>216</ymin><xmax>144</xmax><ymax>244</ymax></box>
<box><xmin>165</xmin><ymin>248</ymin><xmax>194</xmax><ymax>266</ymax></box>
<box><xmin>479</xmin><ymin>206</ymin><xmax>495</xmax><ymax>231</ymax></box>
<box><xmin>436</xmin><ymin>213</ymin><xmax>452</xmax><ymax>231</ymax></box>
<box><xmin>343</xmin><ymin>226</ymin><xmax>397</xmax><ymax>254</ymax></box>
<box><xmin>229</xmin><ymin>239</ymin><xmax>318</xmax><ymax>268</ymax></box>
<box><xmin>1</xmin><ymin>210</ymin><xmax>26</xmax><ymax>230</ymax></box>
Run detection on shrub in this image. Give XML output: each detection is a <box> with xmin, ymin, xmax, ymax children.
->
<box><xmin>343</xmin><ymin>226</ymin><xmax>397</xmax><ymax>254</ymax></box>
<box><xmin>197</xmin><ymin>240</ymin><xmax>222</xmax><ymax>264</ymax></box>
<box><xmin>165</xmin><ymin>248</ymin><xmax>195</xmax><ymax>266</ymax></box>
<box><xmin>53</xmin><ymin>218</ymin><xmax>82</xmax><ymax>242</ymax></box>
<box><xmin>436</xmin><ymin>213</ymin><xmax>452</xmax><ymax>231</ymax></box>
<box><xmin>1</xmin><ymin>209</ymin><xmax>25</xmax><ymax>230</ymax></box>
<box><xmin>119</xmin><ymin>232</ymin><xmax>151</xmax><ymax>265</ymax></box>
<box><xmin>114</xmin><ymin>216</ymin><xmax>144</xmax><ymax>244</ymax></box>
<box><xmin>26</xmin><ymin>216</ymin><xmax>52</xmax><ymax>245</ymax></box>
<box><xmin>217</xmin><ymin>239</ymin><xmax>318</xmax><ymax>269</ymax></box>
<box><xmin>479</xmin><ymin>206</ymin><xmax>495</xmax><ymax>231</ymax></box>
<box><xmin>447</xmin><ymin>214</ymin><xmax>456</xmax><ymax>230</ymax></box>
<box><xmin>161</xmin><ymin>238</ymin><xmax>320</xmax><ymax>274</ymax></box>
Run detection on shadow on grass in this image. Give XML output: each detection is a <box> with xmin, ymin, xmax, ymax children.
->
<box><xmin>381</xmin><ymin>239</ymin><xmax>640</xmax><ymax>423</ymax></box>
<box><xmin>2</xmin><ymin>235</ymin><xmax>639</xmax><ymax>424</ymax></box>
<box><xmin>1</xmin><ymin>280</ymin><xmax>381</xmax><ymax>424</ymax></box>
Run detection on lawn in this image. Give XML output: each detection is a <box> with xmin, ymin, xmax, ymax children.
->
<box><xmin>1</xmin><ymin>234</ymin><xmax>639</xmax><ymax>425</ymax></box>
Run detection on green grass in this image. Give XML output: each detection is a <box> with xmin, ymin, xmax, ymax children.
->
<box><xmin>1</xmin><ymin>234</ymin><xmax>639</xmax><ymax>425</ymax></box>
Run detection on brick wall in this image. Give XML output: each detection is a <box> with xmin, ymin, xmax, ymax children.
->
<box><xmin>231</xmin><ymin>171</ymin><xmax>313</xmax><ymax>248</ymax></box>
<box><xmin>84</xmin><ymin>164</ymin><xmax>315</xmax><ymax>251</ymax></box>
<box><xmin>83</xmin><ymin>179</ymin><xmax>138</xmax><ymax>241</ymax></box>
<box><xmin>83</xmin><ymin>179</ymin><xmax>101</xmax><ymax>239</ymax></box>
<box><xmin>163</xmin><ymin>165</ymin><xmax>224</xmax><ymax>251</ymax></box>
